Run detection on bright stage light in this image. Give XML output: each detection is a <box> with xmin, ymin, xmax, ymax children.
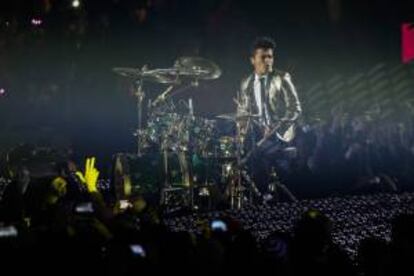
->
<box><xmin>72</xmin><ymin>0</ymin><xmax>80</xmax><ymax>9</ymax></box>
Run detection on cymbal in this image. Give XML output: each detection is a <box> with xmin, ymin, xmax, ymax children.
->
<box><xmin>216</xmin><ymin>113</ymin><xmax>260</xmax><ymax>121</ymax></box>
<box><xmin>113</xmin><ymin>67</ymin><xmax>141</xmax><ymax>78</ymax></box>
<box><xmin>174</xmin><ymin>57</ymin><xmax>221</xmax><ymax>80</ymax></box>
<box><xmin>112</xmin><ymin>67</ymin><xmax>179</xmax><ymax>84</ymax></box>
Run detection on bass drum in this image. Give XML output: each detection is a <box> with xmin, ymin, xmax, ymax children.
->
<box><xmin>112</xmin><ymin>151</ymin><xmax>192</xmax><ymax>199</ymax></box>
<box><xmin>112</xmin><ymin>153</ymin><xmax>162</xmax><ymax>199</ymax></box>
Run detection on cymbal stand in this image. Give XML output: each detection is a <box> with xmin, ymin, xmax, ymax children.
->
<box><xmin>134</xmin><ymin>79</ymin><xmax>145</xmax><ymax>157</ymax></box>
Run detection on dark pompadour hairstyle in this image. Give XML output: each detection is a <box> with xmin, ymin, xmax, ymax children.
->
<box><xmin>251</xmin><ymin>36</ymin><xmax>276</xmax><ymax>56</ymax></box>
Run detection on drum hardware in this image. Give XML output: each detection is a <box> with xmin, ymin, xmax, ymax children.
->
<box><xmin>113</xmin><ymin>57</ymin><xmax>294</xmax><ymax>210</ymax></box>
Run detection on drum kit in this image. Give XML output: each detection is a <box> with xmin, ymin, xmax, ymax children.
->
<box><xmin>113</xmin><ymin>57</ymin><xmax>265</xmax><ymax>210</ymax></box>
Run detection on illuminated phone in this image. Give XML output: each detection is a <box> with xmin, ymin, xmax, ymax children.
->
<box><xmin>211</xmin><ymin>220</ymin><xmax>227</xmax><ymax>232</ymax></box>
<box><xmin>0</xmin><ymin>226</ymin><xmax>18</xmax><ymax>238</ymax></box>
<box><xmin>119</xmin><ymin>200</ymin><xmax>131</xmax><ymax>210</ymax></box>
<box><xmin>130</xmin><ymin>244</ymin><xmax>146</xmax><ymax>257</ymax></box>
<box><xmin>75</xmin><ymin>202</ymin><xmax>94</xmax><ymax>213</ymax></box>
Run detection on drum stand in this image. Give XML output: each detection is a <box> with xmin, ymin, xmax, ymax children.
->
<box><xmin>159</xmin><ymin>116</ymin><xmax>194</xmax><ymax>210</ymax></box>
<box><xmin>227</xmin><ymin>121</ymin><xmax>262</xmax><ymax>209</ymax></box>
<box><xmin>265</xmin><ymin>167</ymin><xmax>297</xmax><ymax>203</ymax></box>
<box><xmin>133</xmin><ymin>79</ymin><xmax>145</xmax><ymax>157</ymax></box>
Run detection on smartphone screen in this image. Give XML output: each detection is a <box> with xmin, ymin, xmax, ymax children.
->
<box><xmin>0</xmin><ymin>226</ymin><xmax>18</xmax><ymax>238</ymax></box>
<box><xmin>211</xmin><ymin>220</ymin><xmax>227</xmax><ymax>232</ymax></box>
<box><xmin>119</xmin><ymin>200</ymin><xmax>131</xmax><ymax>210</ymax></box>
<box><xmin>75</xmin><ymin>202</ymin><xmax>94</xmax><ymax>213</ymax></box>
<box><xmin>130</xmin><ymin>244</ymin><xmax>146</xmax><ymax>257</ymax></box>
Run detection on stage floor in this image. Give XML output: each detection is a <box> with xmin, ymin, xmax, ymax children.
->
<box><xmin>164</xmin><ymin>192</ymin><xmax>414</xmax><ymax>258</ymax></box>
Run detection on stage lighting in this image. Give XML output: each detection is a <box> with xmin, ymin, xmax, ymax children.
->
<box><xmin>72</xmin><ymin>0</ymin><xmax>80</xmax><ymax>8</ymax></box>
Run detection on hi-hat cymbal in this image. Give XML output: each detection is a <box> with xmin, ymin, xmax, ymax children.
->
<box><xmin>174</xmin><ymin>57</ymin><xmax>221</xmax><ymax>80</ymax></box>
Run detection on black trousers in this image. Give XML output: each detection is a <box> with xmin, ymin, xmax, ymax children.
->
<box><xmin>245</xmin><ymin>126</ymin><xmax>290</xmax><ymax>194</ymax></box>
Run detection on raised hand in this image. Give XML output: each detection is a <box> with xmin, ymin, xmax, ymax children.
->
<box><xmin>76</xmin><ymin>157</ymin><xmax>100</xmax><ymax>193</ymax></box>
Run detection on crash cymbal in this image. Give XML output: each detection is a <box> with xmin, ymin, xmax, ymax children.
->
<box><xmin>143</xmin><ymin>68</ymin><xmax>180</xmax><ymax>83</ymax></box>
<box><xmin>112</xmin><ymin>67</ymin><xmax>179</xmax><ymax>84</ymax></box>
<box><xmin>174</xmin><ymin>57</ymin><xmax>221</xmax><ymax>80</ymax></box>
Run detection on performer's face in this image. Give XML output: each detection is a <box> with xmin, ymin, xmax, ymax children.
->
<box><xmin>251</xmin><ymin>48</ymin><xmax>274</xmax><ymax>75</ymax></box>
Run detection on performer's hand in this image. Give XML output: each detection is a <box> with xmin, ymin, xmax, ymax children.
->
<box><xmin>280</xmin><ymin>117</ymin><xmax>292</xmax><ymax>122</ymax></box>
<box><xmin>76</xmin><ymin>157</ymin><xmax>100</xmax><ymax>193</ymax></box>
<box><xmin>263</xmin><ymin>125</ymin><xmax>273</xmax><ymax>138</ymax></box>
